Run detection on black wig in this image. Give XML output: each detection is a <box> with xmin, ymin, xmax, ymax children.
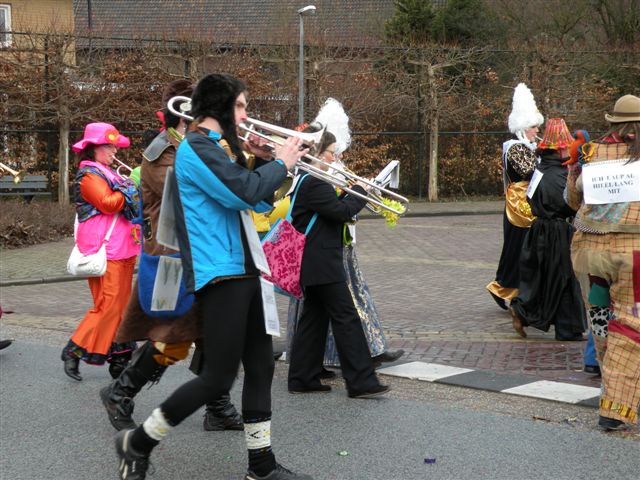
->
<box><xmin>191</xmin><ymin>73</ymin><xmax>246</xmax><ymax>162</ymax></box>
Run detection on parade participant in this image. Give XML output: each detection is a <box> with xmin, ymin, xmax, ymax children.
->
<box><xmin>61</xmin><ymin>123</ymin><xmax>139</xmax><ymax>381</ymax></box>
<box><xmin>509</xmin><ymin>118</ymin><xmax>585</xmax><ymax>340</ymax></box>
<box><xmin>285</xmin><ymin>99</ymin><xmax>403</xmax><ymax>371</ymax></box>
<box><xmin>100</xmin><ymin>79</ymin><xmax>242</xmax><ymax>433</ymax></box>
<box><xmin>566</xmin><ymin>94</ymin><xmax>640</xmax><ymax>431</ymax></box>
<box><xmin>286</xmin><ymin>124</ymin><xmax>390</xmax><ymax>399</ymax></box>
<box><xmin>317</xmin><ymin>151</ymin><xmax>404</xmax><ymax>368</ymax></box>
<box><xmin>323</xmin><ymin>232</ymin><xmax>405</xmax><ymax>367</ymax></box>
<box><xmin>487</xmin><ymin>83</ymin><xmax>543</xmax><ymax>310</ymax></box>
<box><xmin>114</xmin><ymin>73</ymin><xmax>312</xmax><ymax>480</ymax></box>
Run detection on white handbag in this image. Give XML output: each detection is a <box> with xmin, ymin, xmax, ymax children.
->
<box><xmin>67</xmin><ymin>214</ymin><xmax>119</xmax><ymax>277</ymax></box>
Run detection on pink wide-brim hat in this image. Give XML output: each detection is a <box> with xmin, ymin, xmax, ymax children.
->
<box><xmin>72</xmin><ymin>122</ymin><xmax>131</xmax><ymax>152</ymax></box>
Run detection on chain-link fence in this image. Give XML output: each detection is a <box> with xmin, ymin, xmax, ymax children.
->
<box><xmin>2</xmin><ymin>31</ymin><xmax>638</xmax><ymax>200</ymax></box>
<box><xmin>1</xmin><ymin>127</ymin><xmax>508</xmax><ymax>200</ymax></box>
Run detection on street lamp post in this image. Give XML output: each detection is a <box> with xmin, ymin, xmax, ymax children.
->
<box><xmin>297</xmin><ymin>5</ymin><xmax>316</xmax><ymax>126</ymax></box>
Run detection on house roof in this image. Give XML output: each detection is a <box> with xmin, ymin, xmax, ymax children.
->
<box><xmin>72</xmin><ymin>1</ymin><xmax>399</xmax><ymax>48</ymax></box>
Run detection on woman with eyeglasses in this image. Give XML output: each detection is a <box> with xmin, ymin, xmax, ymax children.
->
<box><xmin>285</xmin><ymin>138</ymin><xmax>404</xmax><ymax>377</ymax></box>
<box><xmin>286</xmin><ymin>124</ymin><xmax>389</xmax><ymax>399</ymax></box>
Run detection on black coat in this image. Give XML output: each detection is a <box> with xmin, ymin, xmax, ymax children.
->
<box><xmin>291</xmin><ymin>174</ymin><xmax>367</xmax><ymax>287</ymax></box>
<box><xmin>511</xmin><ymin>151</ymin><xmax>585</xmax><ymax>334</ymax></box>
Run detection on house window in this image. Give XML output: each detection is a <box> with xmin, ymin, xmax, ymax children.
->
<box><xmin>0</xmin><ymin>4</ymin><xmax>11</xmax><ymax>48</ymax></box>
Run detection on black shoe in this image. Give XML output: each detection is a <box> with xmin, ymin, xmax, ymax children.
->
<box><xmin>203</xmin><ymin>393</ymin><xmax>243</xmax><ymax>431</ymax></box>
<box><xmin>372</xmin><ymin>349</ymin><xmax>405</xmax><ymax>364</ymax></box>
<box><xmin>101</xmin><ymin>385</ymin><xmax>137</xmax><ymax>431</ymax></box>
<box><xmin>203</xmin><ymin>410</ymin><xmax>244</xmax><ymax>431</ymax></box>
<box><xmin>319</xmin><ymin>367</ymin><xmax>336</xmax><ymax>379</ymax></box>
<box><xmin>288</xmin><ymin>384</ymin><xmax>332</xmax><ymax>394</ymax></box>
<box><xmin>62</xmin><ymin>354</ymin><xmax>82</xmax><ymax>381</ymax></box>
<box><xmin>598</xmin><ymin>416</ymin><xmax>628</xmax><ymax>431</ymax></box>
<box><xmin>203</xmin><ymin>405</ymin><xmax>243</xmax><ymax>431</ymax></box>
<box><xmin>273</xmin><ymin>351</ymin><xmax>284</xmax><ymax>361</ymax></box>
<box><xmin>115</xmin><ymin>429</ymin><xmax>151</xmax><ymax>480</ymax></box>
<box><xmin>348</xmin><ymin>384</ymin><xmax>391</xmax><ymax>399</ymax></box>
<box><xmin>0</xmin><ymin>339</ymin><xmax>13</xmax><ymax>350</ymax></box>
<box><xmin>245</xmin><ymin>463</ymin><xmax>314</xmax><ymax>480</ymax></box>
<box><xmin>584</xmin><ymin>365</ymin><xmax>601</xmax><ymax>375</ymax></box>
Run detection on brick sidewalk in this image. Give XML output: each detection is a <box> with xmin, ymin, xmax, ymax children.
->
<box><xmin>0</xmin><ymin>208</ymin><xmax>599</xmax><ymax>389</ymax></box>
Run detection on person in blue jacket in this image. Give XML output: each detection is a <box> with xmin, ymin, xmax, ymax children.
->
<box><xmin>113</xmin><ymin>73</ymin><xmax>312</xmax><ymax>480</ymax></box>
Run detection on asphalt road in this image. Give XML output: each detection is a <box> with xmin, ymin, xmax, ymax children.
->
<box><xmin>0</xmin><ymin>325</ymin><xmax>638</xmax><ymax>480</ymax></box>
<box><xmin>0</xmin><ymin>214</ymin><xmax>601</xmax><ymax>387</ymax></box>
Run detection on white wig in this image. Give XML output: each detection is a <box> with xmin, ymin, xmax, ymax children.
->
<box><xmin>508</xmin><ymin>83</ymin><xmax>544</xmax><ymax>142</ymax></box>
<box><xmin>314</xmin><ymin>98</ymin><xmax>351</xmax><ymax>154</ymax></box>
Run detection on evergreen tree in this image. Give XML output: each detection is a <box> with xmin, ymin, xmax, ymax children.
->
<box><xmin>385</xmin><ymin>0</ymin><xmax>435</xmax><ymax>44</ymax></box>
<box><xmin>431</xmin><ymin>0</ymin><xmax>496</xmax><ymax>44</ymax></box>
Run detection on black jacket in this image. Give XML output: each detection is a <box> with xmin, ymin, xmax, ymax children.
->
<box><xmin>291</xmin><ymin>174</ymin><xmax>367</xmax><ymax>287</ymax></box>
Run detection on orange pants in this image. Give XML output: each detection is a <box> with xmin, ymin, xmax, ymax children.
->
<box><xmin>71</xmin><ymin>257</ymin><xmax>136</xmax><ymax>359</ymax></box>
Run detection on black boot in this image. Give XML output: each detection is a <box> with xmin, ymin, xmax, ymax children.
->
<box><xmin>108</xmin><ymin>354</ymin><xmax>130</xmax><ymax>380</ymax></box>
<box><xmin>61</xmin><ymin>351</ymin><xmax>82</xmax><ymax>381</ymax></box>
<box><xmin>203</xmin><ymin>394</ymin><xmax>243</xmax><ymax>431</ymax></box>
<box><xmin>100</xmin><ymin>342</ymin><xmax>168</xmax><ymax>431</ymax></box>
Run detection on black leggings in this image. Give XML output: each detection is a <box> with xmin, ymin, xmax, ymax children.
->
<box><xmin>161</xmin><ymin>276</ymin><xmax>274</xmax><ymax>424</ymax></box>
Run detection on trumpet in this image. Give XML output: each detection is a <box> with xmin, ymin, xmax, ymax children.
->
<box><xmin>0</xmin><ymin>161</ymin><xmax>23</xmax><ymax>184</ymax></box>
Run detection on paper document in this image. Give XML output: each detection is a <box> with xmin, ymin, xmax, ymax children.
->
<box><xmin>156</xmin><ymin>167</ymin><xmax>180</xmax><ymax>250</ymax></box>
<box><xmin>582</xmin><ymin>160</ymin><xmax>640</xmax><ymax>205</ymax></box>
<box><xmin>150</xmin><ymin>256</ymin><xmax>184</xmax><ymax>311</ymax></box>
<box><xmin>374</xmin><ymin>160</ymin><xmax>400</xmax><ymax>188</ymax></box>
<box><xmin>526</xmin><ymin>169</ymin><xmax>544</xmax><ymax>199</ymax></box>
<box><xmin>260</xmin><ymin>278</ymin><xmax>280</xmax><ymax>336</ymax></box>
<box><xmin>240</xmin><ymin>210</ymin><xmax>271</xmax><ymax>276</ymax></box>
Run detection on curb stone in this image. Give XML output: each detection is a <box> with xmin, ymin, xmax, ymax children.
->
<box><xmin>378</xmin><ymin>361</ymin><xmax>600</xmax><ymax>408</ymax></box>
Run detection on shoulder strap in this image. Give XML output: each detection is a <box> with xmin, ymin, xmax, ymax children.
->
<box><xmin>285</xmin><ymin>173</ymin><xmax>318</xmax><ymax>235</ymax></box>
<box><xmin>305</xmin><ymin>213</ymin><xmax>318</xmax><ymax>236</ymax></box>
<box><xmin>285</xmin><ymin>174</ymin><xmax>310</xmax><ymax>222</ymax></box>
<box><xmin>103</xmin><ymin>213</ymin><xmax>120</xmax><ymax>243</ymax></box>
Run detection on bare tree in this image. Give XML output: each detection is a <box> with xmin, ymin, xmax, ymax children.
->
<box><xmin>1</xmin><ymin>29</ymin><xmax>142</xmax><ymax>203</ymax></box>
<box><xmin>371</xmin><ymin>45</ymin><xmax>485</xmax><ymax>200</ymax></box>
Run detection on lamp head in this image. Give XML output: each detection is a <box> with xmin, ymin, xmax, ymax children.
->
<box><xmin>297</xmin><ymin>5</ymin><xmax>316</xmax><ymax>15</ymax></box>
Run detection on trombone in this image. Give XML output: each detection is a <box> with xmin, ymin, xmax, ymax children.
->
<box><xmin>239</xmin><ymin>117</ymin><xmax>408</xmax><ymax>215</ymax></box>
<box><xmin>0</xmin><ymin>161</ymin><xmax>23</xmax><ymax>184</ymax></box>
<box><xmin>112</xmin><ymin>156</ymin><xmax>134</xmax><ymax>178</ymax></box>
<box><xmin>167</xmin><ymin>96</ymin><xmax>408</xmax><ymax>216</ymax></box>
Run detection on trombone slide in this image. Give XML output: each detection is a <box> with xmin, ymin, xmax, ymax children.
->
<box><xmin>112</xmin><ymin>156</ymin><xmax>133</xmax><ymax>177</ymax></box>
<box><xmin>237</xmin><ymin>122</ymin><xmax>408</xmax><ymax>216</ymax></box>
<box><xmin>166</xmin><ymin>95</ymin><xmax>408</xmax><ymax>216</ymax></box>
